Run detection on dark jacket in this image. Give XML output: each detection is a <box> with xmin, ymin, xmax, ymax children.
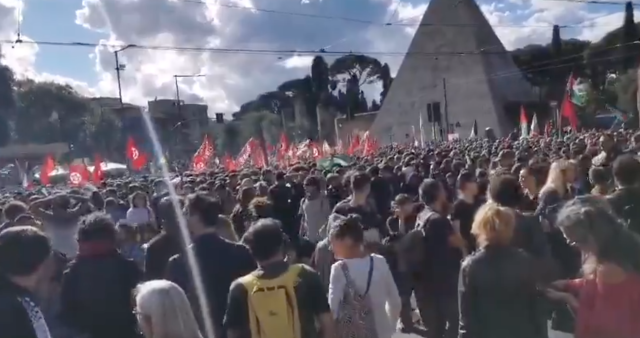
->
<box><xmin>511</xmin><ymin>212</ymin><xmax>556</xmax><ymax>282</ymax></box>
<box><xmin>0</xmin><ymin>277</ymin><xmax>40</xmax><ymax>338</ymax></box>
<box><xmin>59</xmin><ymin>250</ymin><xmax>141</xmax><ymax>338</ymax></box>
<box><xmin>458</xmin><ymin>246</ymin><xmax>545</xmax><ymax>338</ymax></box>
<box><xmin>535</xmin><ymin>188</ymin><xmax>581</xmax><ymax>279</ymax></box>
<box><xmin>166</xmin><ymin>232</ymin><xmax>256</xmax><ymax>338</ymax></box>
<box><xmin>144</xmin><ymin>231</ymin><xmax>181</xmax><ymax>280</ymax></box>
<box><xmin>607</xmin><ymin>186</ymin><xmax>640</xmax><ymax>235</ymax></box>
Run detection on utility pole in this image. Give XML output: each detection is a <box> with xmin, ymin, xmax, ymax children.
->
<box><xmin>173</xmin><ymin>75</ymin><xmax>181</xmax><ymax>116</ymax></box>
<box><xmin>173</xmin><ymin>74</ymin><xmax>206</xmax><ymax>115</ymax></box>
<box><xmin>113</xmin><ymin>44</ymin><xmax>136</xmax><ymax>107</ymax></box>
<box><xmin>172</xmin><ymin>74</ymin><xmax>206</xmax><ymax>152</ymax></box>
<box><xmin>442</xmin><ymin>77</ymin><xmax>450</xmax><ymax>135</ymax></box>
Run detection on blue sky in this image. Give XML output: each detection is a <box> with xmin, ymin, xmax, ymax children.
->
<box><xmin>26</xmin><ymin>0</ymin><xmax>104</xmax><ymax>84</ymax></box>
<box><xmin>2</xmin><ymin>0</ymin><xmax>635</xmax><ymax>112</ymax></box>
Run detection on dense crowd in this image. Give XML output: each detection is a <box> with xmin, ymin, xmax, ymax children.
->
<box><xmin>1</xmin><ymin>129</ymin><xmax>640</xmax><ymax>338</ymax></box>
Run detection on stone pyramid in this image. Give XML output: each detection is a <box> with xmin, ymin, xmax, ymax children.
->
<box><xmin>370</xmin><ymin>0</ymin><xmax>534</xmax><ymax>143</ymax></box>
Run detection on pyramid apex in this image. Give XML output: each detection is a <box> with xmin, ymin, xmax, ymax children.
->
<box><xmin>369</xmin><ymin>0</ymin><xmax>534</xmax><ymax>144</ymax></box>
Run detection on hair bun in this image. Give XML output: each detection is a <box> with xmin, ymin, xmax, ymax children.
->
<box><xmin>345</xmin><ymin>214</ymin><xmax>361</xmax><ymax>222</ymax></box>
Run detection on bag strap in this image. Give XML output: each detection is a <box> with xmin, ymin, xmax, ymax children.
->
<box><xmin>339</xmin><ymin>255</ymin><xmax>375</xmax><ymax>296</ymax></box>
<box><xmin>363</xmin><ymin>255</ymin><xmax>374</xmax><ymax>296</ymax></box>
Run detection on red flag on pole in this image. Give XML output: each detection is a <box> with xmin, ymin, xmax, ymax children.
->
<box><xmin>192</xmin><ymin>135</ymin><xmax>214</xmax><ymax>171</ymax></box>
<box><xmin>347</xmin><ymin>134</ymin><xmax>361</xmax><ymax>156</ymax></box>
<box><xmin>93</xmin><ymin>154</ymin><xmax>104</xmax><ymax>183</ymax></box>
<box><xmin>40</xmin><ymin>155</ymin><xmax>55</xmax><ymax>186</ymax></box>
<box><xmin>68</xmin><ymin>164</ymin><xmax>90</xmax><ymax>186</ymax></box>
<box><xmin>126</xmin><ymin>137</ymin><xmax>147</xmax><ymax>170</ymax></box>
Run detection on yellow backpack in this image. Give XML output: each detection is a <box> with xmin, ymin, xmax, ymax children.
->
<box><xmin>239</xmin><ymin>264</ymin><xmax>303</xmax><ymax>338</ymax></box>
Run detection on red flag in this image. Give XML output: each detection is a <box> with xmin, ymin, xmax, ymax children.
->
<box><xmin>561</xmin><ymin>73</ymin><xmax>579</xmax><ymax>131</ymax></box>
<box><xmin>560</xmin><ymin>93</ymin><xmax>578</xmax><ymax>131</ymax></box>
<box><xmin>192</xmin><ymin>135</ymin><xmax>214</xmax><ymax>171</ymax></box>
<box><xmin>235</xmin><ymin>138</ymin><xmax>255</xmax><ymax>167</ymax></box>
<box><xmin>347</xmin><ymin>134</ymin><xmax>361</xmax><ymax>156</ymax></box>
<box><xmin>223</xmin><ymin>154</ymin><xmax>236</xmax><ymax>171</ymax></box>
<box><xmin>68</xmin><ymin>164</ymin><xmax>90</xmax><ymax>186</ymax></box>
<box><xmin>126</xmin><ymin>137</ymin><xmax>147</xmax><ymax>170</ymax></box>
<box><xmin>362</xmin><ymin>132</ymin><xmax>378</xmax><ymax>157</ymax></box>
<box><xmin>192</xmin><ymin>156</ymin><xmax>205</xmax><ymax>172</ymax></box>
<box><xmin>93</xmin><ymin>154</ymin><xmax>104</xmax><ymax>183</ymax></box>
<box><xmin>40</xmin><ymin>155</ymin><xmax>55</xmax><ymax>186</ymax></box>
<box><xmin>277</xmin><ymin>133</ymin><xmax>290</xmax><ymax>165</ymax></box>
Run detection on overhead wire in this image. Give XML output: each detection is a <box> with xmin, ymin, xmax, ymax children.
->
<box><xmin>543</xmin><ymin>0</ymin><xmax>640</xmax><ymax>5</ymax></box>
<box><xmin>7</xmin><ymin>37</ymin><xmax>636</xmax><ymax>63</ymax></box>
<box><xmin>175</xmin><ymin>0</ymin><xmax>626</xmax><ymax>28</ymax></box>
<box><xmin>6</xmin><ymin>37</ymin><xmax>635</xmax><ymax>90</ymax></box>
<box><xmin>10</xmin><ymin>1</ymin><xmax>637</xmax><ymax>89</ymax></box>
<box><xmin>0</xmin><ymin>38</ymin><xmax>520</xmax><ymax>56</ymax></box>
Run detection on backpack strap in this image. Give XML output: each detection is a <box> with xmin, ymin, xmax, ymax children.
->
<box><xmin>339</xmin><ymin>255</ymin><xmax>375</xmax><ymax>296</ymax></box>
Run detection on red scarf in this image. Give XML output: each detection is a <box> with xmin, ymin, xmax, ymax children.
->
<box><xmin>78</xmin><ymin>240</ymin><xmax>116</xmax><ymax>257</ymax></box>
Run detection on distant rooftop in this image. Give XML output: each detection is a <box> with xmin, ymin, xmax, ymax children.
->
<box><xmin>89</xmin><ymin>97</ymin><xmax>139</xmax><ymax>109</ymax></box>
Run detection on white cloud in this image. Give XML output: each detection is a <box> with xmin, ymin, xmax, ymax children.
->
<box><xmin>4</xmin><ymin>0</ymin><xmax>633</xmax><ymax>115</ymax></box>
<box><xmin>279</xmin><ymin>55</ymin><xmax>314</xmax><ymax>69</ymax></box>
<box><xmin>0</xmin><ymin>0</ymin><xmax>94</xmax><ymax>95</ymax></box>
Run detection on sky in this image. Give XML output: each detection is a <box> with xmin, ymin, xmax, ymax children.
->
<box><xmin>0</xmin><ymin>0</ymin><xmax>635</xmax><ymax>115</ymax></box>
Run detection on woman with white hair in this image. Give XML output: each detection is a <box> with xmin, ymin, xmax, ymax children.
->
<box><xmin>134</xmin><ymin>280</ymin><xmax>202</xmax><ymax>338</ymax></box>
<box><xmin>545</xmin><ymin>196</ymin><xmax>640</xmax><ymax>338</ymax></box>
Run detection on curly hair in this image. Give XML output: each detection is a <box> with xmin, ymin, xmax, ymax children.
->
<box><xmin>249</xmin><ymin>197</ymin><xmax>274</xmax><ymax>220</ymax></box>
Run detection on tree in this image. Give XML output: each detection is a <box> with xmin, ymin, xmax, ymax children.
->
<box><xmin>0</xmin><ymin>64</ymin><xmax>15</xmax><ymax>146</ymax></box>
<box><xmin>551</xmin><ymin>25</ymin><xmax>562</xmax><ymax>56</ymax></box>
<box><xmin>358</xmin><ymin>90</ymin><xmax>368</xmax><ymax>112</ymax></box>
<box><xmin>512</xmin><ymin>39</ymin><xmax>589</xmax><ymax>97</ymax></box>
<box><xmin>15</xmin><ymin>80</ymin><xmax>90</xmax><ymax>151</ymax></box>
<box><xmin>370</xmin><ymin>99</ymin><xmax>381</xmax><ymax>111</ymax></box>
<box><xmin>220</xmin><ymin>121</ymin><xmax>242</xmax><ymax>155</ymax></box>
<box><xmin>277</xmin><ymin>76</ymin><xmax>315</xmax><ymax>138</ymax></box>
<box><xmin>82</xmin><ymin>108</ymin><xmax>123</xmax><ymax>156</ymax></box>
<box><xmin>345</xmin><ymin>74</ymin><xmax>360</xmax><ymax>119</ymax></box>
<box><xmin>380</xmin><ymin>63</ymin><xmax>393</xmax><ymax>104</ymax></box>
<box><xmin>311</xmin><ymin>55</ymin><xmax>330</xmax><ymax>140</ymax></box>
<box><xmin>620</xmin><ymin>1</ymin><xmax>639</xmax><ymax>71</ymax></box>
<box><xmin>329</xmin><ymin>54</ymin><xmax>383</xmax><ymax>87</ymax></box>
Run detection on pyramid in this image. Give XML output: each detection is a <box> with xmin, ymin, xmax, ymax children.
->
<box><xmin>370</xmin><ymin>0</ymin><xmax>534</xmax><ymax>143</ymax></box>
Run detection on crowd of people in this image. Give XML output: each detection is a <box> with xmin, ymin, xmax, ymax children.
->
<box><xmin>1</xmin><ymin>129</ymin><xmax>640</xmax><ymax>338</ymax></box>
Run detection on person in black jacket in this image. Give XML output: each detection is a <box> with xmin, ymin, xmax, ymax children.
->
<box><xmin>607</xmin><ymin>154</ymin><xmax>640</xmax><ymax>236</ymax></box>
<box><xmin>459</xmin><ymin>203</ymin><xmax>545</xmax><ymax>338</ymax></box>
<box><xmin>166</xmin><ymin>193</ymin><xmax>255</xmax><ymax>338</ymax></box>
<box><xmin>59</xmin><ymin>212</ymin><xmax>141</xmax><ymax>338</ymax></box>
<box><xmin>0</xmin><ymin>226</ymin><xmax>54</xmax><ymax>338</ymax></box>
<box><xmin>144</xmin><ymin>196</ymin><xmax>183</xmax><ymax>280</ymax></box>
<box><xmin>489</xmin><ymin>175</ymin><xmax>554</xmax><ymax>277</ymax></box>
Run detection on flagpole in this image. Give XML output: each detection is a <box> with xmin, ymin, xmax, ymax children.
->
<box><xmin>419</xmin><ymin>112</ymin><xmax>425</xmax><ymax>147</ymax></box>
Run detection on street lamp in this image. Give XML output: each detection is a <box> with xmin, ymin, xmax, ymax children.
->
<box><xmin>114</xmin><ymin>44</ymin><xmax>137</xmax><ymax>107</ymax></box>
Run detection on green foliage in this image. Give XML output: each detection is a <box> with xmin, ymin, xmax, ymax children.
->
<box><xmin>380</xmin><ymin>63</ymin><xmax>392</xmax><ymax>104</ymax></box>
<box><xmin>511</xmin><ymin>39</ymin><xmax>589</xmax><ymax>90</ymax></box>
<box><xmin>613</xmin><ymin>70</ymin><xmax>638</xmax><ymax>117</ymax></box>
